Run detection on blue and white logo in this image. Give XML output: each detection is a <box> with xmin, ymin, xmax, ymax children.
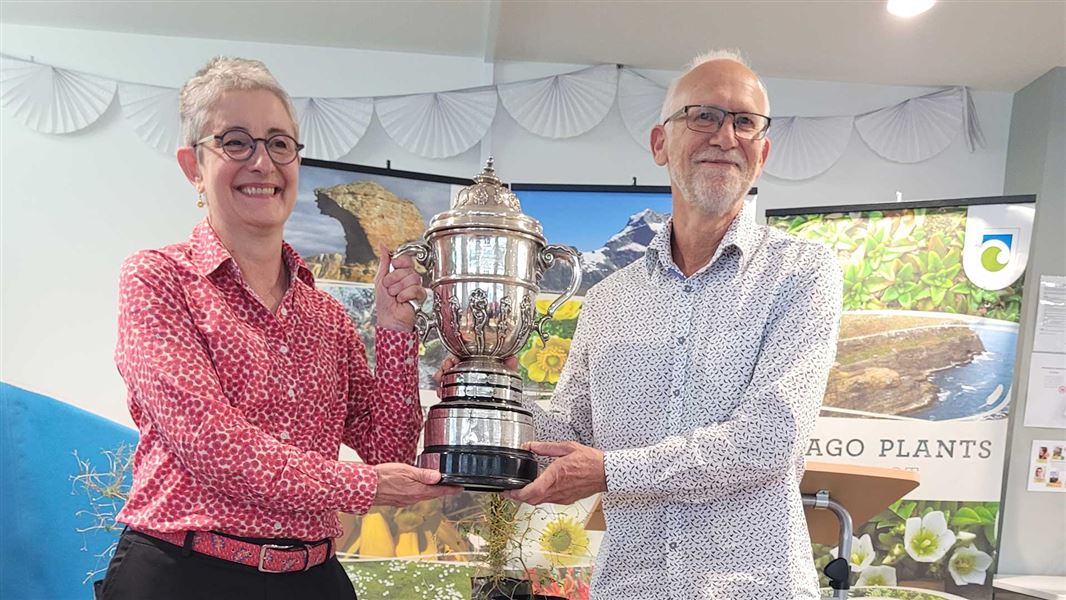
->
<box><xmin>963</xmin><ymin>205</ymin><xmax>1034</xmax><ymax>290</ymax></box>
<box><xmin>979</xmin><ymin>233</ymin><xmax>1014</xmax><ymax>273</ymax></box>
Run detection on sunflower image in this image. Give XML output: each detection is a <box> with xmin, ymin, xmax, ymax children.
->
<box><xmin>539</xmin><ymin>516</ymin><xmax>590</xmax><ymax>566</ymax></box>
<box><xmin>535</xmin><ymin>298</ymin><xmax>583</xmax><ymax>321</ymax></box>
<box><xmin>520</xmin><ymin>335</ymin><xmax>571</xmax><ymax>384</ymax></box>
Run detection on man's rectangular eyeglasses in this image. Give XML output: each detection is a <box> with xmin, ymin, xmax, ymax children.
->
<box><xmin>194</xmin><ymin>129</ymin><xmax>304</xmax><ymax>165</ymax></box>
<box><xmin>662</xmin><ymin>105</ymin><xmax>771</xmax><ymax>141</ymax></box>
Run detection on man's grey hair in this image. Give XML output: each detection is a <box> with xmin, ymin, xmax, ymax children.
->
<box><xmin>658</xmin><ymin>48</ymin><xmax>768</xmax><ymax>122</ymax></box>
<box><xmin>179</xmin><ymin>56</ymin><xmax>299</xmax><ymax>148</ymax></box>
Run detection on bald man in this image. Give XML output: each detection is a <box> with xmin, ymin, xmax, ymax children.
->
<box><xmin>504</xmin><ymin>50</ymin><xmax>843</xmax><ymax>599</ymax></box>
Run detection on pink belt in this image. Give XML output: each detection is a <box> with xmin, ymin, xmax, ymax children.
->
<box><xmin>134</xmin><ymin>528</ymin><xmax>335</xmax><ymax>573</ymax></box>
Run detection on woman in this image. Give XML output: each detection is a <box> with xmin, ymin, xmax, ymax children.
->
<box><xmin>96</xmin><ymin>57</ymin><xmax>457</xmax><ymax>600</ymax></box>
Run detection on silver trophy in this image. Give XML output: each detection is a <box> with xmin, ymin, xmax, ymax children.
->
<box><xmin>394</xmin><ymin>159</ymin><xmax>581</xmax><ymax>490</ymax></box>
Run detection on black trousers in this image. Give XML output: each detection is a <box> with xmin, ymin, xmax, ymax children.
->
<box><xmin>94</xmin><ymin>529</ymin><xmax>358</xmax><ymax>600</ymax></box>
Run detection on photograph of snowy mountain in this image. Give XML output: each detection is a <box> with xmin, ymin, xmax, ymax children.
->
<box><xmin>513</xmin><ymin>189</ymin><xmax>673</xmax><ymax>294</ymax></box>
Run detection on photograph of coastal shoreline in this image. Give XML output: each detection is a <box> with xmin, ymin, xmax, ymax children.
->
<box><xmin>824</xmin><ymin>311</ymin><xmax>1017</xmax><ymax>421</ymax></box>
<box><xmin>769</xmin><ymin>206</ymin><xmax>1026</xmax><ymax>423</ymax></box>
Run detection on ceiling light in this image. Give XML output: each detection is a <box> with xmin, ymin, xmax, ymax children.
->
<box><xmin>887</xmin><ymin>0</ymin><xmax>935</xmax><ymax>17</ymax></box>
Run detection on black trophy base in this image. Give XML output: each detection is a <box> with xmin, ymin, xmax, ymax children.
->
<box><xmin>420</xmin><ymin>445</ymin><xmax>537</xmax><ymax>491</ymax></box>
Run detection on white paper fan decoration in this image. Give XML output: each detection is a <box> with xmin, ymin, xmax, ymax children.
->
<box><xmin>961</xmin><ymin>87</ymin><xmax>986</xmax><ymax>152</ymax></box>
<box><xmin>617</xmin><ymin>68</ymin><xmax>666</xmax><ymax>151</ymax></box>
<box><xmin>763</xmin><ymin>116</ymin><xmax>854</xmax><ymax>180</ymax></box>
<box><xmin>376</xmin><ymin>88</ymin><xmax>496</xmax><ymax>159</ymax></box>
<box><xmin>1</xmin><ymin>56</ymin><xmax>116</xmax><ymax>134</ymax></box>
<box><xmin>292</xmin><ymin>97</ymin><xmax>373</xmax><ymax>161</ymax></box>
<box><xmin>118</xmin><ymin>82</ymin><xmax>181</xmax><ymax>155</ymax></box>
<box><xmin>855</xmin><ymin>87</ymin><xmax>963</xmax><ymax>163</ymax></box>
<box><xmin>498</xmin><ymin>64</ymin><xmax>618</xmax><ymax>139</ymax></box>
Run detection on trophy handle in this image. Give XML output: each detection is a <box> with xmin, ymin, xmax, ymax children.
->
<box><xmin>531</xmin><ymin>245</ymin><xmax>583</xmax><ymax>343</ymax></box>
<box><xmin>392</xmin><ymin>241</ymin><xmax>436</xmax><ymax>342</ymax></box>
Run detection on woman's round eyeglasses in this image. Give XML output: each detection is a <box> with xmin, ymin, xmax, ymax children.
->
<box><xmin>194</xmin><ymin>129</ymin><xmax>304</xmax><ymax>165</ymax></box>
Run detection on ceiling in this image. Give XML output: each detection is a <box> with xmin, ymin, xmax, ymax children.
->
<box><xmin>2</xmin><ymin>0</ymin><xmax>1063</xmax><ymax>91</ymax></box>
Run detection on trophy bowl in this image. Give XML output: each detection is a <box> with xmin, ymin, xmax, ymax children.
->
<box><xmin>394</xmin><ymin>159</ymin><xmax>581</xmax><ymax>491</ymax></box>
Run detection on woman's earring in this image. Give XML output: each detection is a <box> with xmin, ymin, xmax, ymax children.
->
<box><xmin>197</xmin><ymin>193</ymin><xmax>205</xmax><ymax>208</ymax></box>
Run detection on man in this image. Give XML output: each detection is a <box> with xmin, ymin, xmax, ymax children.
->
<box><xmin>504</xmin><ymin>50</ymin><xmax>843</xmax><ymax>599</ymax></box>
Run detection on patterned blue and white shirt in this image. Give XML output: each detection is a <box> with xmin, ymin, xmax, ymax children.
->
<box><xmin>526</xmin><ymin>202</ymin><xmax>843</xmax><ymax>600</ymax></box>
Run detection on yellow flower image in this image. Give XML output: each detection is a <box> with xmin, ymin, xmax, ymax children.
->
<box><xmin>535</xmin><ymin>298</ymin><xmax>582</xmax><ymax>321</ymax></box>
<box><xmin>538</xmin><ymin>516</ymin><xmax>590</xmax><ymax>566</ymax></box>
<box><xmin>520</xmin><ymin>335</ymin><xmax>571</xmax><ymax>384</ymax></box>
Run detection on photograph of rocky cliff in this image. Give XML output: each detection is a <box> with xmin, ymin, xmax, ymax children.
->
<box><xmin>288</xmin><ymin>164</ymin><xmax>458</xmax><ymax>283</ymax></box>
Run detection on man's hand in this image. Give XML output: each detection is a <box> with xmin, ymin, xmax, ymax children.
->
<box><xmin>372</xmin><ymin>463</ymin><xmax>461</xmax><ymax>506</ymax></box>
<box><xmin>502</xmin><ymin>441</ymin><xmax>607</xmax><ymax>505</ymax></box>
<box><xmin>434</xmin><ymin>354</ymin><xmax>519</xmax><ymax>398</ymax></box>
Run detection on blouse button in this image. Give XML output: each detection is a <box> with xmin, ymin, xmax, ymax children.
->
<box><xmin>279</xmin><ymin>344</ymin><xmax>289</xmax><ymax>354</ymax></box>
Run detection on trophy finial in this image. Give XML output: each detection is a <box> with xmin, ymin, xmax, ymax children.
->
<box><xmin>474</xmin><ymin>157</ymin><xmax>502</xmax><ymax>187</ymax></box>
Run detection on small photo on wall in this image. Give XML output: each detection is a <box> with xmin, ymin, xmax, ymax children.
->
<box><xmin>1028</xmin><ymin>439</ymin><xmax>1066</xmax><ymax>492</ymax></box>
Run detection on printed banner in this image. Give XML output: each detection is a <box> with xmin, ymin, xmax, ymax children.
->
<box><xmin>769</xmin><ymin>200</ymin><xmax>1034</xmax><ymax>598</ymax></box>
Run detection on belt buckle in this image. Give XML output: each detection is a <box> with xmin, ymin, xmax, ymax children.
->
<box><xmin>258</xmin><ymin>543</ymin><xmax>308</xmax><ymax>573</ymax></box>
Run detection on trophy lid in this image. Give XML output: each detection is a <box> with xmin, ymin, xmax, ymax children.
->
<box><xmin>426</xmin><ymin>158</ymin><xmax>544</xmax><ymax>239</ymax></box>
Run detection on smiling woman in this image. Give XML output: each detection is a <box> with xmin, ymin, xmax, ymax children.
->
<box><xmin>93</xmin><ymin>57</ymin><xmax>460</xmax><ymax>600</ymax></box>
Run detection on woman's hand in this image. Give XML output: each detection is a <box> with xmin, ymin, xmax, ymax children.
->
<box><xmin>374</xmin><ymin>244</ymin><xmax>427</xmax><ymax>332</ymax></box>
<box><xmin>372</xmin><ymin>463</ymin><xmax>461</xmax><ymax>506</ymax></box>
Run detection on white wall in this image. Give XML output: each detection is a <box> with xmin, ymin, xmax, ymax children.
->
<box><xmin>1</xmin><ymin>23</ymin><xmax>1015</xmax><ymax>426</ymax></box>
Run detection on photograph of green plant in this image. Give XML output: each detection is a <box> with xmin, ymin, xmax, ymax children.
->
<box><xmin>769</xmin><ymin>208</ymin><xmax>1022</xmax><ymax>422</ymax></box>
<box><xmin>812</xmin><ymin>500</ymin><xmax>998</xmax><ymax>599</ymax></box>
<box><xmin>768</xmin><ymin>209</ymin><xmax>1022</xmax><ymax>321</ymax></box>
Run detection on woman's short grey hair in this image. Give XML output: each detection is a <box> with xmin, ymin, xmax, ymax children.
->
<box><xmin>659</xmin><ymin>48</ymin><xmax>768</xmax><ymax>122</ymax></box>
<box><xmin>179</xmin><ymin>56</ymin><xmax>299</xmax><ymax>148</ymax></box>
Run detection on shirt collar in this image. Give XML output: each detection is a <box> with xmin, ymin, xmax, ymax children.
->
<box><xmin>189</xmin><ymin>219</ymin><xmax>316</xmax><ymax>288</ymax></box>
<box><xmin>645</xmin><ymin>199</ymin><xmax>759</xmax><ymax>277</ymax></box>
<box><xmin>189</xmin><ymin>219</ymin><xmax>232</xmax><ymax>277</ymax></box>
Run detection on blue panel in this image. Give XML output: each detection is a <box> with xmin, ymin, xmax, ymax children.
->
<box><xmin>1</xmin><ymin>383</ymin><xmax>137</xmax><ymax>600</ymax></box>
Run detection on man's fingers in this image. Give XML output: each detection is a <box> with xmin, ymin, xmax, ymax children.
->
<box><xmin>507</xmin><ymin>466</ymin><xmax>558</xmax><ymax>505</ymax></box>
<box><xmin>527</xmin><ymin>441</ymin><xmax>578</xmax><ymax>458</ymax></box>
